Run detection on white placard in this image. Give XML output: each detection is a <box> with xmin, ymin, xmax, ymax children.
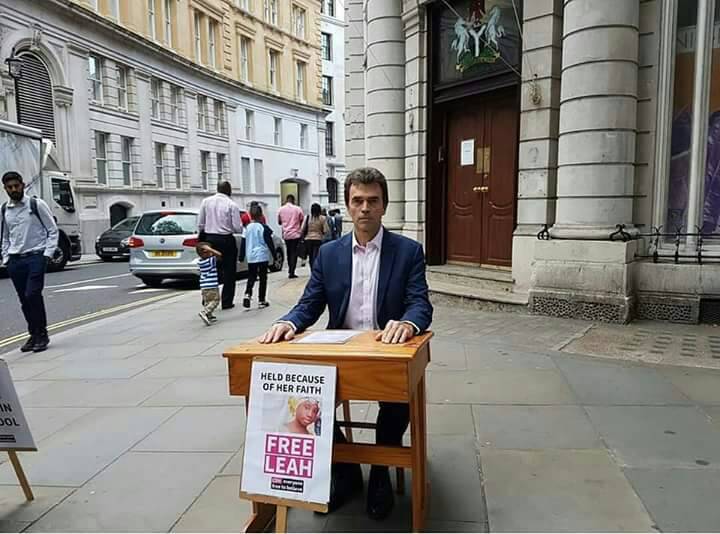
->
<box><xmin>241</xmin><ymin>361</ymin><xmax>336</xmax><ymax>505</ymax></box>
<box><xmin>292</xmin><ymin>330</ymin><xmax>362</xmax><ymax>345</ymax></box>
<box><xmin>0</xmin><ymin>361</ymin><xmax>36</xmax><ymax>451</ymax></box>
<box><xmin>460</xmin><ymin>139</ymin><xmax>475</xmax><ymax>166</ymax></box>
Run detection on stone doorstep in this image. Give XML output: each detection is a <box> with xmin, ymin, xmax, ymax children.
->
<box><xmin>426</xmin><ymin>264</ymin><xmax>526</xmax><ymax>311</ymax></box>
<box><xmin>426</xmin><ymin>264</ymin><xmax>514</xmax><ymax>291</ymax></box>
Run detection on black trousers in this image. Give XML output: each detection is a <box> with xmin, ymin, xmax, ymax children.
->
<box><xmin>284</xmin><ymin>238</ymin><xmax>300</xmax><ymax>276</ymax></box>
<box><xmin>245</xmin><ymin>261</ymin><xmax>268</xmax><ymax>302</ymax></box>
<box><xmin>7</xmin><ymin>253</ymin><xmax>48</xmax><ymax>337</ymax></box>
<box><xmin>203</xmin><ymin>234</ymin><xmax>237</xmax><ymax>307</ymax></box>
<box><xmin>305</xmin><ymin>239</ymin><xmax>322</xmax><ymax>268</ymax></box>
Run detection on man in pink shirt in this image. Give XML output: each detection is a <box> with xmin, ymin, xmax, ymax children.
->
<box><xmin>277</xmin><ymin>194</ymin><xmax>304</xmax><ymax>279</ymax></box>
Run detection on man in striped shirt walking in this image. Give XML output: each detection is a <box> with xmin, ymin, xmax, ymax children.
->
<box><xmin>196</xmin><ymin>242</ymin><xmax>222</xmax><ymax>325</ymax></box>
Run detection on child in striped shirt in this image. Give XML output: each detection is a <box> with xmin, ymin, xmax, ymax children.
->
<box><xmin>196</xmin><ymin>242</ymin><xmax>223</xmax><ymax>326</ymax></box>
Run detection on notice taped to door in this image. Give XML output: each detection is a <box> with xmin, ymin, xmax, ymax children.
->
<box><xmin>241</xmin><ymin>361</ymin><xmax>336</xmax><ymax>505</ymax></box>
<box><xmin>0</xmin><ymin>361</ymin><xmax>36</xmax><ymax>451</ymax></box>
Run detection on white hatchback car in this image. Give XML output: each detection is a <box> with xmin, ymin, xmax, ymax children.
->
<box><xmin>128</xmin><ymin>209</ymin><xmax>284</xmax><ymax>287</ymax></box>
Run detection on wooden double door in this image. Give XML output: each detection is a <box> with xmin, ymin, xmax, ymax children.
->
<box><xmin>445</xmin><ymin>92</ymin><xmax>518</xmax><ymax>267</ymax></box>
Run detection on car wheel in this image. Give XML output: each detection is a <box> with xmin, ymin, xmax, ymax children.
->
<box><xmin>47</xmin><ymin>240</ymin><xmax>69</xmax><ymax>272</ymax></box>
<box><xmin>139</xmin><ymin>277</ymin><xmax>164</xmax><ymax>288</ymax></box>
<box><xmin>270</xmin><ymin>248</ymin><xmax>284</xmax><ymax>273</ymax></box>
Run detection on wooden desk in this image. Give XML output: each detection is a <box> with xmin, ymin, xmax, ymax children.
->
<box><xmin>224</xmin><ymin>331</ymin><xmax>433</xmax><ymax>532</ymax></box>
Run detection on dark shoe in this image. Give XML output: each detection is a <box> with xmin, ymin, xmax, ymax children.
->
<box><xmin>20</xmin><ymin>336</ymin><xmax>36</xmax><ymax>352</ymax></box>
<box><xmin>289</xmin><ymin>274</ymin><xmax>298</xmax><ymax>279</ymax></box>
<box><xmin>321</xmin><ymin>463</ymin><xmax>363</xmax><ymax>514</ymax></box>
<box><xmin>258</xmin><ymin>301</ymin><xmax>270</xmax><ymax>309</ymax></box>
<box><xmin>243</xmin><ymin>295</ymin><xmax>251</xmax><ymax>309</ymax></box>
<box><xmin>366</xmin><ymin>466</ymin><xmax>394</xmax><ymax>521</ymax></box>
<box><xmin>221</xmin><ymin>304</ymin><xmax>235</xmax><ymax>310</ymax></box>
<box><xmin>32</xmin><ymin>333</ymin><xmax>49</xmax><ymax>353</ymax></box>
<box><xmin>198</xmin><ymin>311</ymin><xmax>211</xmax><ymax>326</ymax></box>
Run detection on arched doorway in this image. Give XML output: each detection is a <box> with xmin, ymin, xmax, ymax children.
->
<box><xmin>15</xmin><ymin>52</ymin><xmax>56</xmax><ymax>142</ymax></box>
<box><xmin>280</xmin><ymin>178</ymin><xmax>310</xmax><ymax>212</ymax></box>
<box><xmin>110</xmin><ymin>203</ymin><xmax>129</xmax><ymax>226</ymax></box>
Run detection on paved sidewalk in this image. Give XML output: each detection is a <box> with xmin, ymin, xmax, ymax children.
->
<box><xmin>0</xmin><ymin>271</ymin><xmax>719</xmax><ymax>532</ymax></box>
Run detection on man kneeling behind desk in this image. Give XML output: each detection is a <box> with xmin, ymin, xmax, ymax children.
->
<box><xmin>259</xmin><ymin>167</ymin><xmax>433</xmax><ymax>520</ymax></box>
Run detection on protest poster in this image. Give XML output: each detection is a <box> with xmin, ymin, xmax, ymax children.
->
<box><xmin>0</xmin><ymin>361</ymin><xmax>36</xmax><ymax>451</ymax></box>
<box><xmin>241</xmin><ymin>361</ymin><xmax>336</xmax><ymax>505</ymax></box>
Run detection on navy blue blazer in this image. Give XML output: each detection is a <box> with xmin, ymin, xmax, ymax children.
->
<box><xmin>280</xmin><ymin>229</ymin><xmax>433</xmax><ymax>333</ymax></box>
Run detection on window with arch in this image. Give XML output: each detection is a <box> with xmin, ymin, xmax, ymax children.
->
<box><xmin>15</xmin><ymin>52</ymin><xmax>56</xmax><ymax>142</ymax></box>
<box><xmin>327</xmin><ymin>176</ymin><xmax>339</xmax><ymax>204</ymax></box>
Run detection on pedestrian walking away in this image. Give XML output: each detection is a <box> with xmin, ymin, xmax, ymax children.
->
<box><xmin>302</xmin><ymin>203</ymin><xmax>330</xmax><ymax>268</ymax></box>
<box><xmin>1</xmin><ymin>171</ymin><xmax>59</xmax><ymax>352</ymax></box>
<box><xmin>277</xmin><ymin>194</ymin><xmax>304</xmax><ymax>279</ymax></box>
<box><xmin>196</xmin><ymin>242</ymin><xmax>222</xmax><ymax>326</ymax></box>
<box><xmin>197</xmin><ymin>181</ymin><xmax>243</xmax><ymax>310</ymax></box>
<box><xmin>243</xmin><ymin>204</ymin><xmax>273</xmax><ymax>310</ymax></box>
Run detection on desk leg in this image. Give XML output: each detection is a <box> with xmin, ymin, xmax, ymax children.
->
<box><xmin>243</xmin><ymin>502</ymin><xmax>276</xmax><ymax>533</ymax></box>
<box><xmin>409</xmin><ymin>376</ymin><xmax>428</xmax><ymax>532</ymax></box>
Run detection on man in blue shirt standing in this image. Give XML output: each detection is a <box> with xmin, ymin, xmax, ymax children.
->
<box><xmin>1</xmin><ymin>171</ymin><xmax>59</xmax><ymax>352</ymax></box>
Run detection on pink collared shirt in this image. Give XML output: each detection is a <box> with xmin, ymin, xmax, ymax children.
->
<box><xmin>278</xmin><ymin>203</ymin><xmax>304</xmax><ymax>240</ymax></box>
<box><xmin>342</xmin><ymin>227</ymin><xmax>384</xmax><ymax>330</ymax></box>
<box><xmin>197</xmin><ymin>193</ymin><xmax>243</xmax><ymax>235</ymax></box>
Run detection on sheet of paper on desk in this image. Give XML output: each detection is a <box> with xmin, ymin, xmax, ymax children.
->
<box><xmin>293</xmin><ymin>330</ymin><xmax>363</xmax><ymax>344</ymax></box>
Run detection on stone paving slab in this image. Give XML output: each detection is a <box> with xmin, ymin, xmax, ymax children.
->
<box><xmin>142</xmin><ymin>376</ymin><xmax>245</xmax><ymax>407</ymax></box>
<box><xmin>481</xmin><ymin>449</ymin><xmax>654</xmax><ymax>532</ymax></box>
<box><xmin>132</xmin><ymin>341</ymin><xmax>224</xmax><ymax>359</ymax></box>
<box><xmin>7</xmin><ymin>361</ymin><xmax>62</xmax><ymax>381</ymax></box>
<box><xmin>27</xmin><ymin>451</ymin><xmax>231</xmax><ymax>532</ymax></box>
<box><xmin>23</xmin><ymin>407</ymin><xmax>94</xmax><ymax>442</ymax></box>
<box><xmin>171</xmin><ymin>475</ymin><xmax>251</xmax><ymax>533</ymax></box>
<box><xmin>33</xmin><ymin>358</ymin><xmax>164</xmax><ymax>380</ymax></box>
<box><xmin>623</xmin><ymin>467</ymin><xmax>720</xmax><ymax>532</ymax></box>
<box><xmin>0</xmin><ymin>485</ymin><xmax>74</xmax><ymax>523</ymax></box>
<box><xmin>20</xmin><ymin>378</ymin><xmax>173</xmax><ymax>408</ymax></box>
<box><xmin>55</xmin><ymin>344</ymin><xmax>150</xmax><ymax>361</ymax></box>
<box><xmin>134</xmin><ymin>356</ymin><xmax>228</xmax><ymax>378</ymax></box>
<box><xmin>0</xmin><ymin>407</ymin><xmax>178</xmax><ymax>486</ymax></box>
<box><xmin>659</xmin><ymin>366</ymin><xmax>720</xmax><ymax>405</ymax></box>
<box><xmin>464</xmin><ymin>345</ymin><xmax>557</xmax><ymax>371</ymax></box>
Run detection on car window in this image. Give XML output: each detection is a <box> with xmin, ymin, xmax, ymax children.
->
<box><xmin>135</xmin><ymin>213</ymin><xmax>197</xmax><ymax>236</ymax></box>
<box><xmin>51</xmin><ymin>178</ymin><xmax>74</xmax><ymax>209</ymax></box>
<box><xmin>112</xmin><ymin>217</ymin><xmax>139</xmax><ymax>232</ymax></box>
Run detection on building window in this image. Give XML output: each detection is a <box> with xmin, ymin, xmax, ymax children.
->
<box><xmin>217</xmin><ymin>153</ymin><xmax>226</xmax><ymax>184</ymax></box>
<box><xmin>194</xmin><ymin>12</ymin><xmax>202</xmax><ymax>62</ymax></box>
<box><xmin>151</xmin><ymin>78</ymin><xmax>161</xmax><ymax>119</ymax></box>
<box><xmin>214</xmin><ymin>100</ymin><xmax>226</xmax><ymax>135</ymax></box>
<box><xmin>164</xmin><ymin>0</ymin><xmax>173</xmax><ymax>46</ymax></box>
<box><xmin>273</xmin><ymin>117</ymin><xmax>282</xmax><ymax>146</ymax></box>
<box><xmin>197</xmin><ymin>95</ymin><xmax>208</xmax><ymax>130</ymax></box>
<box><xmin>88</xmin><ymin>54</ymin><xmax>103</xmax><ymax>103</ymax></box>
<box><xmin>117</xmin><ymin>65</ymin><xmax>128</xmax><ymax>111</ymax></box>
<box><xmin>264</xmin><ymin>0</ymin><xmax>278</xmax><ymax>25</ymax></box>
<box><xmin>321</xmin><ymin>32</ymin><xmax>332</xmax><ymax>61</ymax></box>
<box><xmin>109</xmin><ymin>0</ymin><xmax>119</xmax><ymax>20</ymax></box>
<box><xmin>208</xmin><ymin>19</ymin><xmax>217</xmax><ymax>68</ymax></box>
<box><xmin>321</xmin><ymin>0</ymin><xmax>334</xmax><ymax>17</ymax></box>
<box><xmin>239</xmin><ymin>0</ymin><xmax>250</xmax><ymax>11</ymax></box>
<box><xmin>240</xmin><ymin>37</ymin><xmax>251</xmax><ymax>82</ymax></box>
<box><xmin>200</xmin><ymin>151</ymin><xmax>209</xmax><ymax>189</ymax></box>
<box><xmin>295</xmin><ymin>61</ymin><xmax>306</xmax><ymax>101</ymax></box>
<box><xmin>95</xmin><ymin>131</ymin><xmax>108</xmax><ymax>184</ymax></box>
<box><xmin>241</xmin><ymin>157</ymin><xmax>251</xmax><ymax>191</ymax></box>
<box><xmin>174</xmin><ymin>146</ymin><xmax>183</xmax><ymax>189</ymax></box>
<box><xmin>322</xmin><ymin>75</ymin><xmax>333</xmax><ymax>107</ymax></box>
<box><xmin>148</xmin><ymin>0</ymin><xmax>156</xmax><ymax>39</ymax></box>
<box><xmin>325</xmin><ymin>121</ymin><xmax>334</xmax><ymax>156</ymax></box>
<box><xmin>155</xmin><ymin>143</ymin><xmax>165</xmax><ymax>187</ymax></box>
<box><xmin>327</xmin><ymin>176</ymin><xmax>339</xmax><ymax>204</ymax></box>
<box><xmin>245</xmin><ymin>109</ymin><xmax>254</xmax><ymax>141</ymax></box>
<box><xmin>254</xmin><ymin>159</ymin><xmax>264</xmax><ymax>193</ymax></box>
<box><xmin>170</xmin><ymin>85</ymin><xmax>181</xmax><ymax>124</ymax></box>
<box><xmin>121</xmin><ymin>136</ymin><xmax>133</xmax><ymax>186</ymax></box>
<box><xmin>293</xmin><ymin>5</ymin><xmax>306</xmax><ymax>39</ymax></box>
<box><xmin>300</xmin><ymin>123</ymin><xmax>308</xmax><ymax>149</ymax></box>
<box><xmin>268</xmin><ymin>50</ymin><xmax>279</xmax><ymax>91</ymax></box>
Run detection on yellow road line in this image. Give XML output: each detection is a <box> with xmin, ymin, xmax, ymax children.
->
<box><xmin>0</xmin><ymin>293</ymin><xmax>175</xmax><ymax>349</ymax></box>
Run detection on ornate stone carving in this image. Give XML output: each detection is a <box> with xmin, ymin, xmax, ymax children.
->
<box><xmin>30</xmin><ymin>24</ymin><xmax>43</xmax><ymax>52</ymax></box>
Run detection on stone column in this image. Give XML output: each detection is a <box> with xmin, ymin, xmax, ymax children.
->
<box><xmin>529</xmin><ymin>0</ymin><xmax>640</xmax><ymax>323</ymax></box>
<box><xmin>365</xmin><ymin>0</ymin><xmax>405</xmax><ymax>230</ymax></box>
<box><xmin>344</xmin><ymin>0</ymin><xmax>365</xmax><ymax>172</ymax></box>
<box><xmin>551</xmin><ymin>0</ymin><xmax>639</xmax><ymax>239</ymax></box>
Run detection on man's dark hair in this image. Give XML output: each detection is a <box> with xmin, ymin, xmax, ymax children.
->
<box><xmin>217</xmin><ymin>181</ymin><xmax>232</xmax><ymax>196</ymax></box>
<box><xmin>1</xmin><ymin>171</ymin><xmax>23</xmax><ymax>185</ymax></box>
<box><xmin>250</xmin><ymin>203</ymin><xmax>263</xmax><ymax>221</ymax></box>
<box><xmin>344</xmin><ymin>167</ymin><xmax>388</xmax><ymax>208</ymax></box>
<box><xmin>286</xmin><ymin>194</ymin><xmax>296</xmax><ymax>204</ymax></box>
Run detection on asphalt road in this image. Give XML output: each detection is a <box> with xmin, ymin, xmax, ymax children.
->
<box><xmin>0</xmin><ymin>259</ymin><xmax>195</xmax><ymax>353</ymax></box>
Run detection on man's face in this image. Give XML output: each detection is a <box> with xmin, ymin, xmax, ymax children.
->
<box><xmin>3</xmin><ymin>179</ymin><xmax>24</xmax><ymax>202</ymax></box>
<box><xmin>347</xmin><ymin>182</ymin><xmax>386</xmax><ymax>235</ymax></box>
<box><xmin>295</xmin><ymin>401</ymin><xmax>319</xmax><ymax>427</ymax></box>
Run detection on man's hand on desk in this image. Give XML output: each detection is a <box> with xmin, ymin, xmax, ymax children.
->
<box><xmin>376</xmin><ymin>320</ymin><xmax>415</xmax><ymax>345</ymax></box>
<box><xmin>258</xmin><ymin>323</ymin><xmax>295</xmax><ymax>344</ymax></box>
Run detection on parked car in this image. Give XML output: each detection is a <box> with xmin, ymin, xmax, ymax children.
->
<box><xmin>128</xmin><ymin>209</ymin><xmax>285</xmax><ymax>287</ymax></box>
<box><xmin>95</xmin><ymin>216</ymin><xmax>140</xmax><ymax>261</ymax></box>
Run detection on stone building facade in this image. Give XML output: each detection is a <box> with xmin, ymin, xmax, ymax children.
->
<box><xmin>0</xmin><ymin>0</ymin><xmax>332</xmax><ymax>251</ymax></box>
<box><xmin>346</xmin><ymin>0</ymin><xmax>720</xmax><ymax>324</ymax></box>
